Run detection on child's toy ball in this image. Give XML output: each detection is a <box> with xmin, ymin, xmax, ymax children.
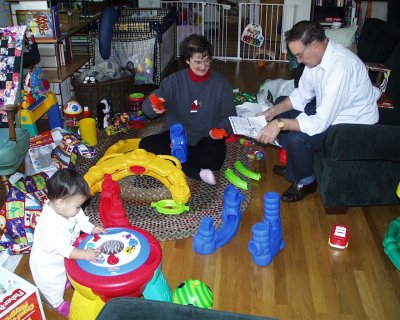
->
<box><xmin>172</xmin><ymin>279</ymin><xmax>213</xmax><ymax>309</ymax></box>
<box><xmin>329</xmin><ymin>224</ymin><xmax>350</xmax><ymax>249</ymax></box>
<box><xmin>63</xmin><ymin>101</ymin><xmax>83</xmax><ymax>117</ymax></box>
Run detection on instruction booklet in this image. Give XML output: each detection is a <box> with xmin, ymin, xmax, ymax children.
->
<box><xmin>229</xmin><ymin>116</ymin><xmax>281</xmax><ymax>147</ymax></box>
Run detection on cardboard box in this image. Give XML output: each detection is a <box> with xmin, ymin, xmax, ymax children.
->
<box><xmin>0</xmin><ymin>267</ymin><xmax>46</xmax><ymax>320</ymax></box>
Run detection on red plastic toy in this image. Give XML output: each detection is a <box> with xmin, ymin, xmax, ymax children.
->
<box><xmin>149</xmin><ymin>94</ymin><xmax>166</xmax><ymax>112</ymax></box>
<box><xmin>211</xmin><ymin>128</ymin><xmax>228</xmax><ymax>139</ymax></box>
<box><xmin>328</xmin><ymin>224</ymin><xmax>350</xmax><ymax>249</ymax></box>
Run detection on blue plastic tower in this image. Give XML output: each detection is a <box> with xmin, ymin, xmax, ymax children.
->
<box><xmin>193</xmin><ymin>184</ymin><xmax>245</xmax><ymax>254</ymax></box>
<box><xmin>248</xmin><ymin>192</ymin><xmax>285</xmax><ymax>266</ymax></box>
<box><xmin>170</xmin><ymin>123</ymin><xmax>188</xmax><ymax>163</ymax></box>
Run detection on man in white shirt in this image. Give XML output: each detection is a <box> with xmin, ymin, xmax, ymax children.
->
<box><xmin>256</xmin><ymin>21</ymin><xmax>379</xmax><ymax>202</ymax></box>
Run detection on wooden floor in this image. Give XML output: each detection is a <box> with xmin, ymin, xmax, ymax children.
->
<box><xmin>10</xmin><ymin>60</ymin><xmax>400</xmax><ymax>319</ymax></box>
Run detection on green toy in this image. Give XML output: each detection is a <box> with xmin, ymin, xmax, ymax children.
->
<box><xmin>234</xmin><ymin>160</ymin><xmax>261</xmax><ymax>181</ymax></box>
<box><xmin>224</xmin><ymin>168</ymin><xmax>248</xmax><ymax>190</ymax></box>
<box><xmin>151</xmin><ymin>199</ymin><xmax>189</xmax><ymax>215</ymax></box>
<box><xmin>382</xmin><ymin>216</ymin><xmax>400</xmax><ymax>271</ymax></box>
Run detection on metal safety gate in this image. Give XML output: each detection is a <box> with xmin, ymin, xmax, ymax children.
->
<box><xmin>160</xmin><ymin>1</ymin><xmax>295</xmax><ymax>62</ymax></box>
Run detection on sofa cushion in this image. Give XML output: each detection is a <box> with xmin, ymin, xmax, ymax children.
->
<box><xmin>359</xmin><ymin>23</ymin><xmax>400</xmax><ymax>64</ymax></box>
<box><xmin>385</xmin><ymin>42</ymin><xmax>400</xmax><ymax>105</ymax></box>
<box><xmin>357</xmin><ymin>18</ymin><xmax>387</xmax><ymax>62</ymax></box>
<box><xmin>378</xmin><ymin>106</ymin><xmax>400</xmax><ymax>126</ymax></box>
<box><xmin>325</xmin><ymin>25</ymin><xmax>357</xmax><ymax>48</ymax></box>
<box><xmin>321</xmin><ymin>123</ymin><xmax>400</xmax><ymax>161</ymax></box>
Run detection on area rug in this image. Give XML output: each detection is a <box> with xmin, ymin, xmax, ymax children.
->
<box><xmin>76</xmin><ymin>118</ymin><xmax>252</xmax><ymax>241</ymax></box>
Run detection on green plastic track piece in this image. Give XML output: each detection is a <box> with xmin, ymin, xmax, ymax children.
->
<box><xmin>234</xmin><ymin>160</ymin><xmax>261</xmax><ymax>181</ymax></box>
<box><xmin>225</xmin><ymin>168</ymin><xmax>248</xmax><ymax>190</ymax></box>
<box><xmin>151</xmin><ymin>199</ymin><xmax>189</xmax><ymax>215</ymax></box>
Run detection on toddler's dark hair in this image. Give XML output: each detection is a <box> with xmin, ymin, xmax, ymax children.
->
<box><xmin>47</xmin><ymin>168</ymin><xmax>90</xmax><ymax>201</ymax></box>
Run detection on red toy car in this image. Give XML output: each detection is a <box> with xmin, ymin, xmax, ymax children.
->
<box><xmin>329</xmin><ymin>225</ymin><xmax>350</xmax><ymax>249</ymax></box>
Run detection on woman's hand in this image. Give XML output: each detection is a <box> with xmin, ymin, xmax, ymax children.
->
<box><xmin>149</xmin><ymin>94</ymin><xmax>166</xmax><ymax>114</ymax></box>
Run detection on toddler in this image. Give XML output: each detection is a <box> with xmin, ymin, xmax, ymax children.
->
<box><xmin>30</xmin><ymin>168</ymin><xmax>106</xmax><ymax>318</ymax></box>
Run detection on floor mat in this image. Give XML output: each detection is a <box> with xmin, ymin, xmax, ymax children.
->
<box><xmin>76</xmin><ymin>118</ymin><xmax>252</xmax><ymax>241</ymax></box>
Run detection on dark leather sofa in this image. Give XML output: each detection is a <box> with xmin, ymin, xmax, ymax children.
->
<box><xmin>314</xmin><ymin>18</ymin><xmax>400</xmax><ymax>214</ymax></box>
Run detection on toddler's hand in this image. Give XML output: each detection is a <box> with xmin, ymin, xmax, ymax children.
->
<box><xmin>85</xmin><ymin>248</ymin><xmax>101</xmax><ymax>262</ymax></box>
<box><xmin>92</xmin><ymin>225</ymin><xmax>107</xmax><ymax>234</ymax></box>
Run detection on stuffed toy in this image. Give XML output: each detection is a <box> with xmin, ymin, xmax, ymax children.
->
<box><xmin>97</xmin><ymin>98</ymin><xmax>112</xmax><ymax>130</ymax></box>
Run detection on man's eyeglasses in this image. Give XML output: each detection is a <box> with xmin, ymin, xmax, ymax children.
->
<box><xmin>190</xmin><ymin>57</ymin><xmax>212</xmax><ymax>66</ymax></box>
<box><xmin>293</xmin><ymin>44</ymin><xmax>310</xmax><ymax>60</ymax></box>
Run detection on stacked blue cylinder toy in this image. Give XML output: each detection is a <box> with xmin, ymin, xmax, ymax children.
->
<box><xmin>170</xmin><ymin>123</ymin><xmax>188</xmax><ymax>163</ymax></box>
<box><xmin>248</xmin><ymin>192</ymin><xmax>285</xmax><ymax>266</ymax></box>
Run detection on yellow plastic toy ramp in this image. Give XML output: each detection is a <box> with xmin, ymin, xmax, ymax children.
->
<box><xmin>84</xmin><ymin>148</ymin><xmax>190</xmax><ymax>205</ymax></box>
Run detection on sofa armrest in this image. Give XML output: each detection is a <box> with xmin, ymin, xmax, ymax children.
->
<box><xmin>322</xmin><ymin>123</ymin><xmax>400</xmax><ymax>161</ymax></box>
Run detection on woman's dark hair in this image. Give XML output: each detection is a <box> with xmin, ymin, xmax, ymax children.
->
<box><xmin>285</xmin><ymin>21</ymin><xmax>327</xmax><ymax>46</ymax></box>
<box><xmin>180</xmin><ymin>34</ymin><xmax>213</xmax><ymax>60</ymax></box>
<box><xmin>47</xmin><ymin>168</ymin><xmax>90</xmax><ymax>201</ymax></box>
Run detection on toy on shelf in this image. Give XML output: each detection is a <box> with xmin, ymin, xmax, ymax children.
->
<box><xmin>193</xmin><ymin>184</ymin><xmax>244</xmax><ymax>255</ymax></box>
<box><xmin>170</xmin><ymin>123</ymin><xmax>188</xmax><ymax>163</ymax></box>
<box><xmin>172</xmin><ymin>280</ymin><xmax>213</xmax><ymax>309</ymax></box>
<box><xmin>63</xmin><ymin>100</ymin><xmax>83</xmax><ymax>133</ymax></box>
<box><xmin>84</xmin><ymin>140</ymin><xmax>190</xmax><ymax>205</ymax></box>
<box><xmin>149</xmin><ymin>93</ymin><xmax>166</xmax><ymax>112</ymax></box>
<box><xmin>248</xmin><ymin>192</ymin><xmax>285</xmax><ymax>266</ymax></box>
<box><xmin>382</xmin><ymin>216</ymin><xmax>400</xmax><ymax>271</ymax></box>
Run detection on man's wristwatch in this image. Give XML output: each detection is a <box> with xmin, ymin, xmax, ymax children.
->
<box><xmin>277</xmin><ymin>118</ymin><xmax>285</xmax><ymax>130</ymax></box>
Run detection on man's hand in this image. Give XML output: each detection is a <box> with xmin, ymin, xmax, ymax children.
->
<box><xmin>256</xmin><ymin>108</ymin><xmax>275</xmax><ymax>122</ymax></box>
<box><xmin>256</xmin><ymin>119</ymin><xmax>281</xmax><ymax>144</ymax></box>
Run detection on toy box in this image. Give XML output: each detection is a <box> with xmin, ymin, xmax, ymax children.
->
<box><xmin>0</xmin><ymin>266</ymin><xmax>46</xmax><ymax>319</ymax></box>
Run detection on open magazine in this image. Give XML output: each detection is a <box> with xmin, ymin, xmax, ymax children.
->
<box><xmin>229</xmin><ymin>116</ymin><xmax>282</xmax><ymax>147</ymax></box>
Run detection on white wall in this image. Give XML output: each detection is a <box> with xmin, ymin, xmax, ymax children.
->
<box><xmin>285</xmin><ymin>0</ymin><xmax>311</xmax><ymax>24</ymax></box>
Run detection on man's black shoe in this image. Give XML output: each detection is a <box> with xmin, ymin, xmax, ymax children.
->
<box><xmin>273</xmin><ymin>165</ymin><xmax>286</xmax><ymax>177</ymax></box>
<box><xmin>281</xmin><ymin>180</ymin><xmax>318</xmax><ymax>202</ymax></box>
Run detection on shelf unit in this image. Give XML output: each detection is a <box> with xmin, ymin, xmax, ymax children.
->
<box><xmin>311</xmin><ymin>1</ymin><xmax>354</xmax><ymax>27</ymax></box>
<box><xmin>7</xmin><ymin>0</ymin><xmax>100</xmax><ymax>104</ymax></box>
